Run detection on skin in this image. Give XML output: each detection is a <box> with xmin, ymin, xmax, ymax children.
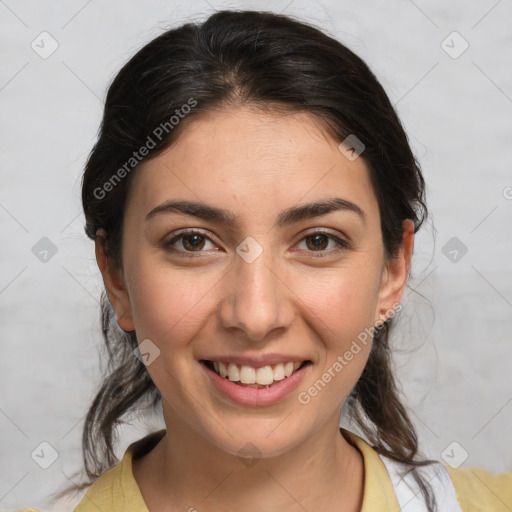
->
<box><xmin>96</xmin><ymin>105</ymin><xmax>414</xmax><ymax>512</ymax></box>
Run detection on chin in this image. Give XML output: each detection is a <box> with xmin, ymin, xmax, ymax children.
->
<box><xmin>203</xmin><ymin>415</ymin><xmax>313</xmax><ymax>460</ymax></box>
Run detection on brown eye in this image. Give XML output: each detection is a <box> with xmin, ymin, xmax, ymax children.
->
<box><xmin>181</xmin><ymin>233</ymin><xmax>206</xmax><ymax>251</ymax></box>
<box><xmin>296</xmin><ymin>230</ymin><xmax>351</xmax><ymax>255</ymax></box>
<box><xmin>305</xmin><ymin>234</ymin><xmax>329</xmax><ymax>251</ymax></box>
<box><xmin>165</xmin><ymin>230</ymin><xmax>217</xmax><ymax>254</ymax></box>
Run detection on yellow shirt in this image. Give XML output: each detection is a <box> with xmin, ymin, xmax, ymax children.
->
<box><xmin>16</xmin><ymin>428</ymin><xmax>512</xmax><ymax>511</ymax></box>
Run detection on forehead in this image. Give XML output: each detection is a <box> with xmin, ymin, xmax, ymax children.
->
<box><xmin>126</xmin><ymin>106</ymin><xmax>379</xmax><ymax>225</ymax></box>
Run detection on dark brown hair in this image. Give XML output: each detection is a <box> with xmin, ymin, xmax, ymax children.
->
<box><xmin>77</xmin><ymin>9</ymin><xmax>438</xmax><ymax>510</ymax></box>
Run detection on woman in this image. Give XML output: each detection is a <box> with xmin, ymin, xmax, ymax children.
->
<box><xmin>18</xmin><ymin>8</ymin><xmax>512</xmax><ymax>512</ymax></box>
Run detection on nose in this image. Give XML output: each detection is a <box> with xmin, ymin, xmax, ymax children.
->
<box><xmin>218</xmin><ymin>247</ymin><xmax>295</xmax><ymax>342</ymax></box>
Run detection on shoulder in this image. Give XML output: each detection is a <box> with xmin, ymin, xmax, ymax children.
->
<box><xmin>74</xmin><ymin>460</ymin><xmax>124</xmax><ymax>511</ymax></box>
<box><xmin>446</xmin><ymin>464</ymin><xmax>512</xmax><ymax>511</ymax></box>
<box><xmin>341</xmin><ymin>428</ymin><xmax>512</xmax><ymax>511</ymax></box>
<box><xmin>74</xmin><ymin>429</ymin><xmax>166</xmax><ymax>512</ymax></box>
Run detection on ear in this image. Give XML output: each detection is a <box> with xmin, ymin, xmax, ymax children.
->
<box><xmin>374</xmin><ymin>219</ymin><xmax>415</xmax><ymax>326</ymax></box>
<box><xmin>95</xmin><ymin>228</ymin><xmax>135</xmax><ymax>332</ymax></box>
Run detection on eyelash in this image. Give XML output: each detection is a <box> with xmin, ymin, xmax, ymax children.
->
<box><xmin>163</xmin><ymin>229</ymin><xmax>351</xmax><ymax>258</ymax></box>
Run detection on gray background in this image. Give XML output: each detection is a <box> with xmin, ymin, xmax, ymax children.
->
<box><xmin>1</xmin><ymin>0</ymin><xmax>511</xmax><ymax>510</ymax></box>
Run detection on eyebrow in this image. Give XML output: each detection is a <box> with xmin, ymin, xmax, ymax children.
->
<box><xmin>145</xmin><ymin>197</ymin><xmax>366</xmax><ymax>226</ymax></box>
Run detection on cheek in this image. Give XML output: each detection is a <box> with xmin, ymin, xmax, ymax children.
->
<box><xmin>295</xmin><ymin>269</ymin><xmax>379</xmax><ymax>405</ymax></box>
<box><xmin>303</xmin><ymin>262</ymin><xmax>382</xmax><ymax>341</ymax></box>
<box><xmin>126</xmin><ymin>257</ymin><xmax>220</xmax><ymax>346</ymax></box>
<box><xmin>302</xmin><ymin>262</ymin><xmax>381</xmax><ymax>371</ymax></box>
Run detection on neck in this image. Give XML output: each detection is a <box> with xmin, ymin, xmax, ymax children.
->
<box><xmin>133</xmin><ymin>414</ymin><xmax>364</xmax><ymax>512</ymax></box>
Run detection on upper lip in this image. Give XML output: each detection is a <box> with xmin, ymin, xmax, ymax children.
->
<box><xmin>200</xmin><ymin>353</ymin><xmax>311</xmax><ymax>368</ymax></box>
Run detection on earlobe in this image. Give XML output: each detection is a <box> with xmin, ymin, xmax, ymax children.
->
<box><xmin>375</xmin><ymin>219</ymin><xmax>415</xmax><ymax>325</ymax></box>
<box><xmin>95</xmin><ymin>229</ymin><xmax>135</xmax><ymax>332</ymax></box>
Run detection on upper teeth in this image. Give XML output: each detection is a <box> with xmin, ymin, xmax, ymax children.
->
<box><xmin>212</xmin><ymin>361</ymin><xmax>303</xmax><ymax>385</ymax></box>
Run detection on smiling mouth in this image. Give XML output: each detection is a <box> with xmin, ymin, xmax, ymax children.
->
<box><xmin>201</xmin><ymin>360</ymin><xmax>312</xmax><ymax>388</ymax></box>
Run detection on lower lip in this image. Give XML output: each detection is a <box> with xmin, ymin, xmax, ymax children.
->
<box><xmin>200</xmin><ymin>361</ymin><xmax>311</xmax><ymax>407</ymax></box>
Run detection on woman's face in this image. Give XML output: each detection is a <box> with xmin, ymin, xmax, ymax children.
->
<box><xmin>98</xmin><ymin>106</ymin><xmax>412</xmax><ymax>458</ymax></box>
